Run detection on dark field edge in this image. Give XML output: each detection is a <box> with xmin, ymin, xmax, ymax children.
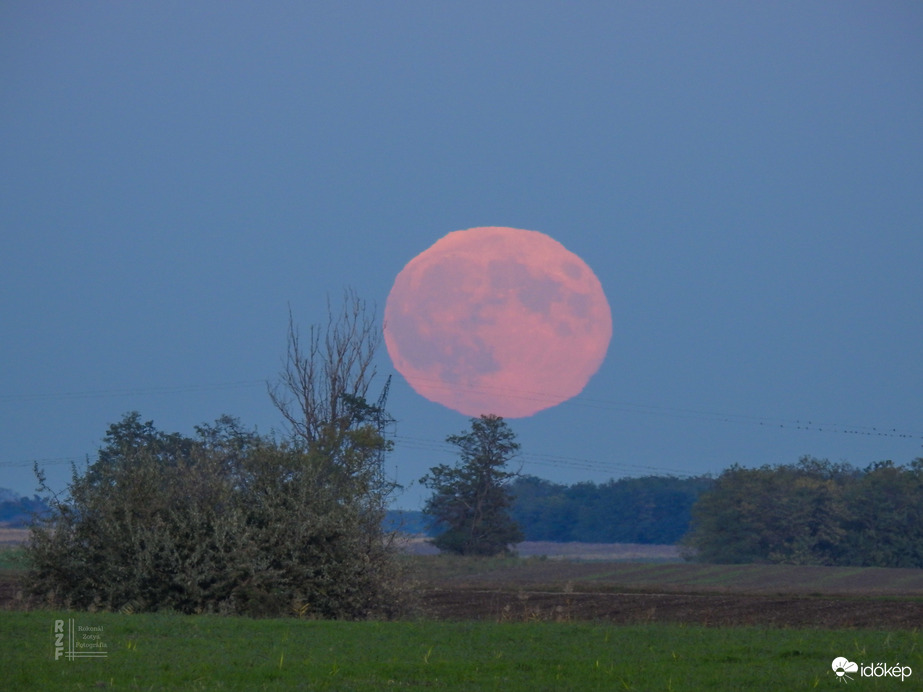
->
<box><xmin>406</xmin><ymin>556</ymin><xmax>923</xmax><ymax>597</ymax></box>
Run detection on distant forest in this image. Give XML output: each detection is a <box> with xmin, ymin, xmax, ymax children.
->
<box><xmin>510</xmin><ymin>474</ymin><xmax>713</xmax><ymax>544</ymax></box>
<box><xmin>386</xmin><ymin>474</ymin><xmax>714</xmax><ymax>545</ymax></box>
<box><xmin>0</xmin><ymin>492</ymin><xmax>48</xmax><ymax>527</ymax></box>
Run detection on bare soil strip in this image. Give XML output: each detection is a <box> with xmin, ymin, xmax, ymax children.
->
<box><xmin>397</xmin><ymin>538</ymin><xmax>680</xmax><ymax>561</ymax></box>
<box><xmin>419</xmin><ymin>588</ymin><xmax>923</xmax><ymax>628</ymax></box>
<box><xmin>423</xmin><ymin>561</ymin><xmax>923</xmax><ymax>597</ymax></box>
<box><xmin>409</xmin><ymin>551</ymin><xmax>923</xmax><ymax>628</ymax></box>
<box><xmin>0</xmin><ymin>528</ymin><xmax>29</xmax><ymax>547</ymax></box>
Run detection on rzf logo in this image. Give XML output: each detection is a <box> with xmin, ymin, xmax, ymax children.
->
<box><xmin>53</xmin><ymin>619</ymin><xmax>65</xmax><ymax>660</ymax></box>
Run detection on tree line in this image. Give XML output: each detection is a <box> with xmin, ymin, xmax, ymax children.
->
<box><xmin>0</xmin><ymin>492</ymin><xmax>47</xmax><ymax>527</ymax></box>
<box><xmin>509</xmin><ymin>474</ymin><xmax>713</xmax><ymax>545</ymax></box>
<box><xmin>682</xmin><ymin>456</ymin><xmax>923</xmax><ymax>567</ymax></box>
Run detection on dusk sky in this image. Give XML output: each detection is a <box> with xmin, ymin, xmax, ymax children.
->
<box><xmin>2</xmin><ymin>2</ymin><xmax>921</xmax><ymax>508</ymax></box>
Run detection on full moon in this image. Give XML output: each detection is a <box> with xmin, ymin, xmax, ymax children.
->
<box><xmin>383</xmin><ymin>227</ymin><xmax>612</xmax><ymax>418</ymax></box>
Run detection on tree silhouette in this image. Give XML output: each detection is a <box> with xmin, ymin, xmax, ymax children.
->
<box><xmin>421</xmin><ymin>414</ymin><xmax>523</xmax><ymax>556</ymax></box>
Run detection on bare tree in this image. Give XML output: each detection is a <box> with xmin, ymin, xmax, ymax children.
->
<box><xmin>267</xmin><ymin>288</ymin><xmax>397</xmax><ymax>532</ymax></box>
<box><xmin>268</xmin><ymin>289</ymin><xmax>382</xmax><ymax>452</ymax></box>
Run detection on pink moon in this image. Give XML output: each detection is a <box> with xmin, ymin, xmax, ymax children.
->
<box><xmin>383</xmin><ymin>226</ymin><xmax>612</xmax><ymax>418</ymax></box>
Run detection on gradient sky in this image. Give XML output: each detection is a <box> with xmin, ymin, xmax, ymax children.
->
<box><xmin>2</xmin><ymin>2</ymin><xmax>921</xmax><ymax>508</ymax></box>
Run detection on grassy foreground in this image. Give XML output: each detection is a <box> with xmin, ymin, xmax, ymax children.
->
<box><xmin>1</xmin><ymin>610</ymin><xmax>919</xmax><ymax>690</ymax></box>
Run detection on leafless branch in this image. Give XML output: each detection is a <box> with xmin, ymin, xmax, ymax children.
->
<box><xmin>268</xmin><ymin>289</ymin><xmax>382</xmax><ymax>448</ymax></box>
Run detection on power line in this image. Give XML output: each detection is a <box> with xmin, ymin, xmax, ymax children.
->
<box><xmin>2</xmin><ymin>376</ymin><xmax>919</xmax><ymax>473</ymax></box>
<box><xmin>2</xmin><ymin>375</ymin><xmax>920</xmax><ymax>440</ymax></box>
<box><xmin>0</xmin><ymin>456</ymin><xmax>86</xmax><ymax>469</ymax></box>
<box><xmin>398</xmin><ymin>374</ymin><xmax>923</xmax><ymax>441</ymax></box>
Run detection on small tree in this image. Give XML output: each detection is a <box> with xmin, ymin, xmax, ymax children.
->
<box><xmin>421</xmin><ymin>415</ymin><xmax>523</xmax><ymax>556</ymax></box>
<box><xmin>268</xmin><ymin>290</ymin><xmax>395</xmax><ymax>534</ymax></box>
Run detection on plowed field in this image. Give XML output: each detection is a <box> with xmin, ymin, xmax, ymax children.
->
<box><xmin>409</xmin><ymin>552</ymin><xmax>923</xmax><ymax>628</ymax></box>
<box><xmin>420</xmin><ymin>588</ymin><xmax>923</xmax><ymax>628</ymax></box>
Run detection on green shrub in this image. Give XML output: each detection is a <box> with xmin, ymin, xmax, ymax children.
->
<box><xmin>25</xmin><ymin>413</ymin><xmax>411</xmax><ymax>618</ymax></box>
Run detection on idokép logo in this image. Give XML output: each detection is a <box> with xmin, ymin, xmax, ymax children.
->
<box><xmin>832</xmin><ymin>657</ymin><xmax>859</xmax><ymax>682</ymax></box>
<box><xmin>832</xmin><ymin>657</ymin><xmax>912</xmax><ymax>683</ymax></box>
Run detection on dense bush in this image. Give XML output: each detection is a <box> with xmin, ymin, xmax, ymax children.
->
<box><xmin>25</xmin><ymin>413</ymin><xmax>409</xmax><ymax>618</ymax></box>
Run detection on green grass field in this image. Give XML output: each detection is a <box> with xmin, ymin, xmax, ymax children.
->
<box><xmin>3</xmin><ymin>547</ymin><xmax>921</xmax><ymax>689</ymax></box>
<box><xmin>1</xmin><ymin>610</ymin><xmax>919</xmax><ymax>691</ymax></box>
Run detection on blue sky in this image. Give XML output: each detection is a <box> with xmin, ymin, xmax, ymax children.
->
<box><xmin>2</xmin><ymin>1</ymin><xmax>921</xmax><ymax>508</ymax></box>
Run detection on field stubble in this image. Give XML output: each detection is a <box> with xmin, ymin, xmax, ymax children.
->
<box><xmin>404</xmin><ymin>542</ymin><xmax>923</xmax><ymax>629</ymax></box>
